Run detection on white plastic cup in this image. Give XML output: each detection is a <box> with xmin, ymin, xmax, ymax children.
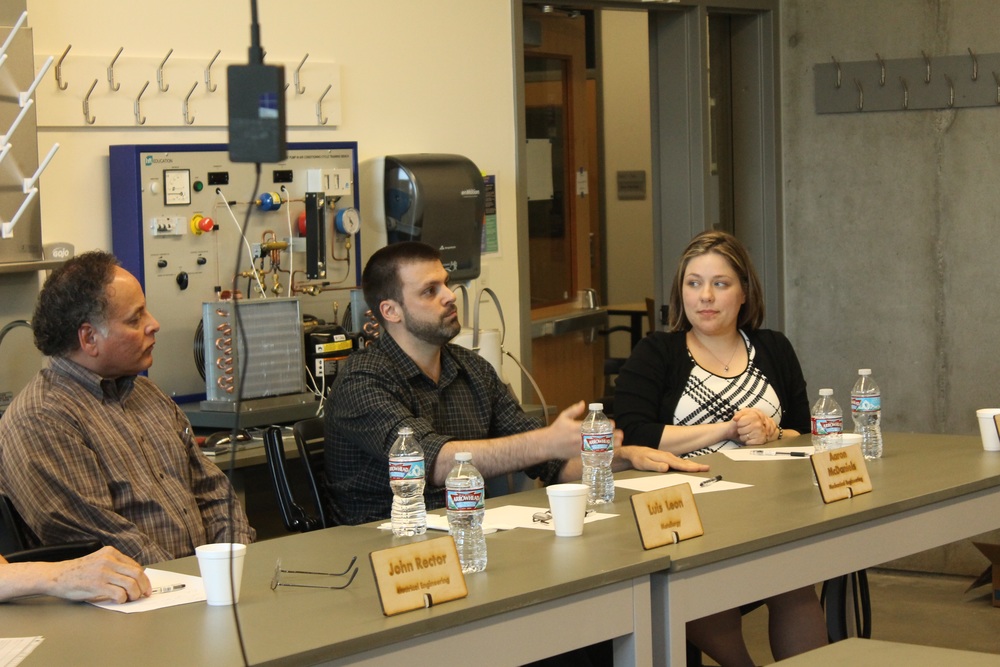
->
<box><xmin>545</xmin><ymin>483</ymin><xmax>590</xmax><ymax>537</ymax></box>
<box><xmin>195</xmin><ymin>543</ymin><xmax>246</xmax><ymax>605</ymax></box>
<box><xmin>976</xmin><ymin>409</ymin><xmax>1000</xmax><ymax>452</ymax></box>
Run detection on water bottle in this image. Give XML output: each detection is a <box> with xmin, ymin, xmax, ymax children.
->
<box><xmin>810</xmin><ymin>388</ymin><xmax>843</xmax><ymax>450</ymax></box>
<box><xmin>445</xmin><ymin>452</ymin><xmax>487</xmax><ymax>573</ymax></box>
<box><xmin>851</xmin><ymin>369</ymin><xmax>883</xmax><ymax>460</ymax></box>
<box><xmin>581</xmin><ymin>402</ymin><xmax>614</xmax><ymax>505</ymax></box>
<box><xmin>388</xmin><ymin>427</ymin><xmax>426</xmax><ymax>536</ymax></box>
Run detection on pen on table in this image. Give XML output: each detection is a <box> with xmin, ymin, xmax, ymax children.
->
<box><xmin>151</xmin><ymin>584</ymin><xmax>186</xmax><ymax>594</ymax></box>
<box><xmin>750</xmin><ymin>450</ymin><xmax>810</xmax><ymax>457</ymax></box>
<box><xmin>699</xmin><ymin>475</ymin><xmax>723</xmax><ymax>487</ymax></box>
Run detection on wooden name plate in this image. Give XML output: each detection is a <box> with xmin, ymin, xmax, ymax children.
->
<box><xmin>369</xmin><ymin>536</ymin><xmax>468</xmax><ymax>616</ymax></box>
<box><xmin>812</xmin><ymin>443</ymin><xmax>873</xmax><ymax>503</ymax></box>
<box><xmin>630</xmin><ymin>483</ymin><xmax>704</xmax><ymax>550</ymax></box>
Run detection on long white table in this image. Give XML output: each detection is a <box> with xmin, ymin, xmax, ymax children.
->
<box><xmin>650</xmin><ymin>432</ymin><xmax>1000</xmax><ymax>665</ymax></box>
<box><xmin>0</xmin><ymin>491</ymin><xmax>669</xmax><ymax>666</ymax></box>
<box><xmin>1</xmin><ymin>432</ymin><xmax>998</xmax><ymax>666</ymax></box>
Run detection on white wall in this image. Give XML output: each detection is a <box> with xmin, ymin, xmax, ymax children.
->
<box><xmin>600</xmin><ymin>9</ymin><xmax>654</xmax><ymax>361</ymax></box>
<box><xmin>0</xmin><ymin>0</ymin><xmax>526</xmax><ymax>398</ymax></box>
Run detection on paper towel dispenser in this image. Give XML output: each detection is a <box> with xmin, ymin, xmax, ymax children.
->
<box><xmin>384</xmin><ymin>154</ymin><xmax>484</xmax><ymax>281</ymax></box>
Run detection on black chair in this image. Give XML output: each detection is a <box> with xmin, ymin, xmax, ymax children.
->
<box><xmin>263</xmin><ymin>418</ymin><xmax>330</xmax><ymax>533</ymax></box>
<box><xmin>1</xmin><ymin>495</ymin><xmax>101</xmax><ymax>564</ymax></box>
<box><xmin>292</xmin><ymin>417</ymin><xmax>329</xmax><ymax>529</ymax></box>
<box><xmin>821</xmin><ymin>570</ymin><xmax>872</xmax><ymax>641</ymax></box>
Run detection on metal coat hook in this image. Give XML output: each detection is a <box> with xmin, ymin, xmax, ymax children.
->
<box><xmin>944</xmin><ymin>74</ymin><xmax>955</xmax><ymax>107</ymax></box>
<box><xmin>294</xmin><ymin>53</ymin><xmax>309</xmax><ymax>94</ymax></box>
<box><xmin>900</xmin><ymin>76</ymin><xmax>909</xmax><ymax>110</ymax></box>
<box><xmin>875</xmin><ymin>53</ymin><xmax>886</xmax><ymax>86</ymax></box>
<box><xmin>157</xmin><ymin>48</ymin><xmax>173</xmax><ymax>92</ymax></box>
<box><xmin>316</xmin><ymin>84</ymin><xmax>332</xmax><ymax>125</ymax></box>
<box><xmin>83</xmin><ymin>79</ymin><xmax>97</xmax><ymax>125</ymax></box>
<box><xmin>831</xmin><ymin>56</ymin><xmax>842</xmax><ymax>88</ymax></box>
<box><xmin>969</xmin><ymin>48</ymin><xmax>979</xmax><ymax>81</ymax></box>
<box><xmin>183</xmin><ymin>81</ymin><xmax>197</xmax><ymax>125</ymax></box>
<box><xmin>107</xmin><ymin>47</ymin><xmax>123</xmax><ymax>91</ymax></box>
<box><xmin>204</xmin><ymin>49</ymin><xmax>221</xmax><ymax>93</ymax></box>
<box><xmin>55</xmin><ymin>44</ymin><xmax>72</xmax><ymax>90</ymax></box>
<box><xmin>854</xmin><ymin>78</ymin><xmax>863</xmax><ymax>111</ymax></box>
<box><xmin>134</xmin><ymin>81</ymin><xmax>148</xmax><ymax>125</ymax></box>
<box><xmin>921</xmin><ymin>50</ymin><xmax>932</xmax><ymax>83</ymax></box>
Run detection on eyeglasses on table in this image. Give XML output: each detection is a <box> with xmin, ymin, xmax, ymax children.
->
<box><xmin>271</xmin><ymin>555</ymin><xmax>359</xmax><ymax>591</ymax></box>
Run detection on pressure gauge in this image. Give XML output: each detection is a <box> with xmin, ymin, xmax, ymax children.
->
<box><xmin>163</xmin><ymin>169</ymin><xmax>191</xmax><ymax>206</ymax></box>
<box><xmin>335</xmin><ymin>207</ymin><xmax>361</xmax><ymax>235</ymax></box>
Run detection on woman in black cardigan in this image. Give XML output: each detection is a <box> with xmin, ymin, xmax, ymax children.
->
<box><xmin>614</xmin><ymin>231</ymin><xmax>826</xmax><ymax>666</ymax></box>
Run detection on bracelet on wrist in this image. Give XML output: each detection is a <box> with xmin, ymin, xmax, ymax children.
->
<box><xmin>776</xmin><ymin>426</ymin><xmax>784</xmax><ymax>440</ymax></box>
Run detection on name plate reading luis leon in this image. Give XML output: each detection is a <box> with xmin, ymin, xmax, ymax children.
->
<box><xmin>369</xmin><ymin>536</ymin><xmax>468</xmax><ymax>616</ymax></box>
<box><xmin>630</xmin><ymin>483</ymin><xmax>704</xmax><ymax>550</ymax></box>
<box><xmin>812</xmin><ymin>443</ymin><xmax>873</xmax><ymax>503</ymax></box>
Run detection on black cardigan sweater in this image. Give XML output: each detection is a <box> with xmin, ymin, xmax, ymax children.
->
<box><xmin>614</xmin><ymin>329</ymin><xmax>810</xmax><ymax>449</ymax></box>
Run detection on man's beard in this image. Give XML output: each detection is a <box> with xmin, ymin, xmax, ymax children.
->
<box><xmin>403</xmin><ymin>309</ymin><xmax>461</xmax><ymax>347</ymax></box>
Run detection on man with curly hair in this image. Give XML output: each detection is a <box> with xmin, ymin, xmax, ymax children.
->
<box><xmin>0</xmin><ymin>251</ymin><xmax>254</xmax><ymax>565</ymax></box>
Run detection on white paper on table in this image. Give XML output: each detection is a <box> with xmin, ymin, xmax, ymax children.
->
<box><xmin>722</xmin><ymin>446</ymin><xmax>815</xmax><ymax>462</ymax></box>
<box><xmin>615</xmin><ymin>472</ymin><xmax>750</xmax><ymax>494</ymax></box>
<box><xmin>0</xmin><ymin>637</ymin><xmax>42</xmax><ymax>667</ymax></box>
<box><xmin>482</xmin><ymin>505</ymin><xmax>617</xmax><ymax>531</ymax></box>
<box><xmin>378</xmin><ymin>505</ymin><xmax>617</xmax><ymax>532</ymax></box>
<box><xmin>90</xmin><ymin>568</ymin><xmax>205</xmax><ymax>613</ymax></box>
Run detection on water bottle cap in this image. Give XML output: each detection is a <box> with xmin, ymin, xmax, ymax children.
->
<box><xmin>397</xmin><ymin>426</ymin><xmax>414</xmax><ymax>435</ymax></box>
<box><xmin>858</xmin><ymin>368</ymin><xmax>871</xmax><ymax>376</ymax></box>
<box><xmin>455</xmin><ymin>452</ymin><xmax>472</xmax><ymax>462</ymax></box>
<box><xmin>819</xmin><ymin>388</ymin><xmax>833</xmax><ymax>396</ymax></box>
<box><xmin>588</xmin><ymin>402</ymin><xmax>604</xmax><ymax>411</ymax></box>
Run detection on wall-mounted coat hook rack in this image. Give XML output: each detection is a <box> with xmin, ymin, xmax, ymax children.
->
<box><xmin>816</xmin><ymin>49</ymin><xmax>1000</xmax><ymax>113</ymax></box>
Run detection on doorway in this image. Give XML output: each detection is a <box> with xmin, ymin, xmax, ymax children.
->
<box><xmin>516</xmin><ymin>1</ymin><xmax>782</xmax><ymax>413</ymax></box>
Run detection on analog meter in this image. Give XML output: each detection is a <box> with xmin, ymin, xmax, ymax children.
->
<box><xmin>335</xmin><ymin>207</ymin><xmax>361</xmax><ymax>235</ymax></box>
<box><xmin>163</xmin><ymin>169</ymin><xmax>192</xmax><ymax>206</ymax></box>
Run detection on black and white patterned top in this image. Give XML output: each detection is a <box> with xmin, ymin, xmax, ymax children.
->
<box><xmin>674</xmin><ymin>331</ymin><xmax>782</xmax><ymax>457</ymax></box>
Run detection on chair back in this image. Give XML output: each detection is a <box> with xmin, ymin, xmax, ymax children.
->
<box><xmin>292</xmin><ymin>417</ymin><xmax>329</xmax><ymax>529</ymax></box>
<box><xmin>262</xmin><ymin>423</ymin><xmax>326</xmax><ymax>533</ymax></box>
<box><xmin>1</xmin><ymin>495</ymin><xmax>101</xmax><ymax>563</ymax></box>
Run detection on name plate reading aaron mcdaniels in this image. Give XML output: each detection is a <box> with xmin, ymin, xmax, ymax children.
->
<box><xmin>630</xmin><ymin>482</ymin><xmax>704</xmax><ymax>550</ymax></box>
<box><xmin>369</xmin><ymin>535</ymin><xmax>468</xmax><ymax>616</ymax></box>
<box><xmin>812</xmin><ymin>443</ymin><xmax>873</xmax><ymax>504</ymax></box>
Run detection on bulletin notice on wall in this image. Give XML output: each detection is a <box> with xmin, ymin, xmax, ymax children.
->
<box><xmin>481</xmin><ymin>174</ymin><xmax>499</xmax><ymax>254</ymax></box>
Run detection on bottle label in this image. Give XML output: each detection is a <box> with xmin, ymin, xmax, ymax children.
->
<box><xmin>446</xmin><ymin>486</ymin><xmax>485</xmax><ymax>511</ymax></box>
<box><xmin>389</xmin><ymin>458</ymin><xmax>425</xmax><ymax>481</ymax></box>
<box><xmin>582</xmin><ymin>432</ymin><xmax>613</xmax><ymax>453</ymax></box>
<box><xmin>851</xmin><ymin>395</ymin><xmax>881</xmax><ymax>412</ymax></box>
<box><xmin>811</xmin><ymin>416</ymin><xmax>843</xmax><ymax>437</ymax></box>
